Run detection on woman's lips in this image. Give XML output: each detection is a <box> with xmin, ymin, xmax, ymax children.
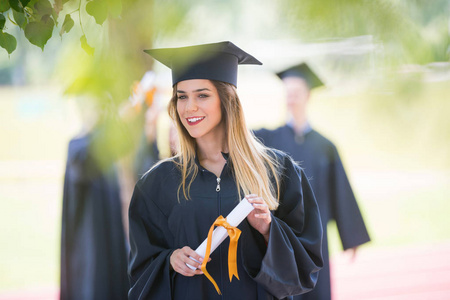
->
<box><xmin>186</xmin><ymin>116</ymin><xmax>205</xmax><ymax>126</ymax></box>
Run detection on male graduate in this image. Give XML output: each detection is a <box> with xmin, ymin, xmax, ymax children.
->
<box><xmin>255</xmin><ymin>63</ymin><xmax>371</xmax><ymax>300</ymax></box>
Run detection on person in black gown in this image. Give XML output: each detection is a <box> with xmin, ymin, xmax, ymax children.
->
<box><xmin>60</xmin><ymin>86</ymin><xmax>160</xmax><ymax>299</ymax></box>
<box><xmin>255</xmin><ymin>63</ymin><xmax>371</xmax><ymax>300</ymax></box>
<box><xmin>128</xmin><ymin>42</ymin><xmax>324</xmax><ymax>299</ymax></box>
<box><xmin>60</xmin><ymin>119</ymin><xmax>129</xmax><ymax>300</ymax></box>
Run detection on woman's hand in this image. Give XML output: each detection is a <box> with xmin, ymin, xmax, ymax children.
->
<box><xmin>170</xmin><ymin>246</ymin><xmax>208</xmax><ymax>276</ymax></box>
<box><xmin>246</xmin><ymin>194</ymin><xmax>271</xmax><ymax>242</ymax></box>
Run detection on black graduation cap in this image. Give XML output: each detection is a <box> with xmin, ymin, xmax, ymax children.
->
<box><xmin>144</xmin><ymin>41</ymin><xmax>262</xmax><ymax>87</ymax></box>
<box><xmin>276</xmin><ymin>63</ymin><xmax>324</xmax><ymax>89</ymax></box>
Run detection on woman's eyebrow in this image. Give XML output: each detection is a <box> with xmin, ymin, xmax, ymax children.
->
<box><xmin>194</xmin><ymin>88</ymin><xmax>211</xmax><ymax>92</ymax></box>
<box><xmin>176</xmin><ymin>88</ymin><xmax>211</xmax><ymax>93</ymax></box>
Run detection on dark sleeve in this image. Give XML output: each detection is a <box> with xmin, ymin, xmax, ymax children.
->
<box><xmin>61</xmin><ymin>141</ymin><xmax>94</xmax><ymax>299</ymax></box>
<box><xmin>128</xmin><ymin>183</ymin><xmax>174</xmax><ymax>300</ymax></box>
<box><xmin>241</xmin><ymin>155</ymin><xmax>323</xmax><ymax>298</ymax></box>
<box><xmin>61</xmin><ymin>137</ymin><xmax>129</xmax><ymax>300</ymax></box>
<box><xmin>330</xmin><ymin>147</ymin><xmax>371</xmax><ymax>249</ymax></box>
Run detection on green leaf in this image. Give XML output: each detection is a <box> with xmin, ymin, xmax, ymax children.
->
<box><xmin>13</xmin><ymin>9</ymin><xmax>27</xmax><ymax>28</ymax></box>
<box><xmin>21</xmin><ymin>0</ymin><xmax>31</xmax><ymax>6</ymax></box>
<box><xmin>23</xmin><ymin>6</ymin><xmax>32</xmax><ymax>15</ymax></box>
<box><xmin>7</xmin><ymin>13</ymin><xmax>17</xmax><ymax>25</ymax></box>
<box><xmin>0</xmin><ymin>31</ymin><xmax>17</xmax><ymax>54</ymax></box>
<box><xmin>34</xmin><ymin>0</ymin><xmax>52</xmax><ymax>19</ymax></box>
<box><xmin>86</xmin><ymin>0</ymin><xmax>107</xmax><ymax>25</ymax></box>
<box><xmin>9</xmin><ymin>0</ymin><xmax>23</xmax><ymax>12</ymax></box>
<box><xmin>0</xmin><ymin>1</ymin><xmax>11</xmax><ymax>12</ymax></box>
<box><xmin>53</xmin><ymin>0</ymin><xmax>62</xmax><ymax>16</ymax></box>
<box><xmin>26</xmin><ymin>0</ymin><xmax>39</xmax><ymax>8</ymax></box>
<box><xmin>0</xmin><ymin>14</ymin><xmax>5</xmax><ymax>30</ymax></box>
<box><xmin>24</xmin><ymin>16</ymin><xmax>54</xmax><ymax>49</ymax></box>
<box><xmin>109</xmin><ymin>0</ymin><xmax>121</xmax><ymax>18</ymax></box>
<box><xmin>80</xmin><ymin>34</ymin><xmax>94</xmax><ymax>55</ymax></box>
<box><xmin>59</xmin><ymin>13</ymin><xmax>73</xmax><ymax>37</ymax></box>
<box><xmin>51</xmin><ymin>9</ymin><xmax>58</xmax><ymax>25</ymax></box>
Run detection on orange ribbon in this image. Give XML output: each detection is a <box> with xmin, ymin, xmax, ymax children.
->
<box><xmin>201</xmin><ymin>215</ymin><xmax>242</xmax><ymax>295</ymax></box>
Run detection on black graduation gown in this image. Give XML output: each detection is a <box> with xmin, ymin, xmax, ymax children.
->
<box><xmin>255</xmin><ymin>125</ymin><xmax>371</xmax><ymax>300</ymax></box>
<box><xmin>60</xmin><ymin>133</ymin><xmax>129</xmax><ymax>300</ymax></box>
<box><xmin>128</xmin><ymin>150</ymin><xmax>323</xmax><ymax>300</ymax></box>
<box><xmin>133</xmin><ymin>134</ymin><xmax>160</xmax><ymax>180</ymax></box>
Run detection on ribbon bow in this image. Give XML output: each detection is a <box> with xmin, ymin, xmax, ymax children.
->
<box><xmin>201</xmin><ymin>215</ymin><xmax>242</xmax><ymax>295</ymax></box>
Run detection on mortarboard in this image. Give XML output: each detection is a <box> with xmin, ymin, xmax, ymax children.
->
<box><xmin>144</xmin><ymin>41</ymin><xmax>262</xmax><ymax>87</ymax></box>
<box><xmin>276</xmin><ymin>63</ymin><xmax>324</xmax><ymax>89</ymax></box>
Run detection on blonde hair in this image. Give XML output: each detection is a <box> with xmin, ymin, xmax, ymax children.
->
<box><xmin>168</xmin><ymin>80</ymin><xmax>282</xmax><ymax>210</ymax></box>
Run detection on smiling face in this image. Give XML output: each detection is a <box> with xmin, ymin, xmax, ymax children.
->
<box><xmin>176</xmin><ymin>79</ymin><xmax>224</xmax><ymax>140</ymax></box>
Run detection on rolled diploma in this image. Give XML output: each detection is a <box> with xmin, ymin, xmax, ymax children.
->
<box><xmin>186</xmin><ymin>198</ymin><xmax>254</xmax><ymax>270</ymax></box>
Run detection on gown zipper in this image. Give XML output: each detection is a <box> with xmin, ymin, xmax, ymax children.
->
<box><xmin>216</xmin><ymin>176</ymin><xmax>223</xmax><ymax>297</ymax></box>
<box><xmin>216</xmin><ymin>177</ymin><xmax>221</xmax><ymax>192</ymax></box>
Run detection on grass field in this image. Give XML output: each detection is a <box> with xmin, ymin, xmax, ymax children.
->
<box><xmin>0</xmin><ymin>80</ymin><xmax>449</xmax><ymax>294</ymax></box>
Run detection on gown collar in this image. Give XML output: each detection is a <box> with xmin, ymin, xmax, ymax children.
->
<box><xmin>286</xmin><ymin>120</ymin><xmax>312</xmax><ymax>144</ymax></box>
<box><xmin>287</xmin><ymin>119</ymin><xmax>312</xmax><ymax>135</ymax></box>
<box><xmin>194</xmin><ymin>152</ymin><xmax>230</xmax><ymax>172</ymax></box>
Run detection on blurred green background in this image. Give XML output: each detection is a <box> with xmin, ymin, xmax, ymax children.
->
<box><xmin>1</xmin><ymin>0</ymin><xmax>449</xmax><ymax>296</ymax></box>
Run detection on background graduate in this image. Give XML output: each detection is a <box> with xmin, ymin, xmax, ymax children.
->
<box><xmin>255</xmin><ymin>63</ymin><xmax>371</xmax><ymax>300</ymax></box>
<box><xmin>60</xmin><ymin>75</ymin><xmax>161</xmax><ymax>300</ymax></box>
<box><xmin>60</xmin><ymin>97</ymin><xmax>129</xmax><ymax>300</ymax></box>
<box><xmin>128</xmin><ymin>41</ymin><xmax>323</xmax><ymax>299</ymax></box>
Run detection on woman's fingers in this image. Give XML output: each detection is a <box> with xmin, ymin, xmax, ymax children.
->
<box><xmin>246</xmin><ymin>194</ymin><xmax>266</xmax><ymax>205</ymax></box>
<box><xmin>184</xmin><ymin>246</ymin><xmax>204</xmax><ymax>264</ymax></box>
<box><xmin>246</xmin><ymin>195</ymin><xmax>271</xmax><ymax>220</ymax></box>
<box><xmin>245</xmin><ymin>194</ymin><xmax>261</xmax><ymax>201</ymax></box>
<box><xmin>180</xmin><ymin>247</ymin><xmax>203</xmax><ymax>271</ymax></box>
<box><xmin>170</xmin><ymin>247</ymin><xmax>205</xmax><ymax>276</ymax></box>
<box><xmin>245</xmin><ymin>194</ymin><xmax>272</xmax><ymax>241</ymax></box>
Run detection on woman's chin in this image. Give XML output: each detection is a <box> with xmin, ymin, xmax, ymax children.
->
<box><xmin>186</xmin><ymin>130</ymin><xmax>203</xmax><ymax>139</ymax></box>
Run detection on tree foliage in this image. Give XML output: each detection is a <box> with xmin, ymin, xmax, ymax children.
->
<box><xmin>0</xmin><ymin>0</ymin><xmax>121</xmax><ymax>55</ymax></box>
<box><xmin>280</xmin><ymin>0</ymin><xmax>450</xmax><ymax>64</ymax></box>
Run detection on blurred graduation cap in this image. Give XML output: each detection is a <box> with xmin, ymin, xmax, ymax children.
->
<box><xmin>144</xmin><ymin>41</ymin><xmax>262</xmax><ymax>87</ymax></box>
<box><xmin>276</xmin><ymin>63</ymin><xmax>324</xmax><ymax>89</ymax></box>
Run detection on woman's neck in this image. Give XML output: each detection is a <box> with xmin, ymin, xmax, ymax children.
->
<box><xmin>195</xmin><ymin>127</ymin><xmax>228</xmax><ymax>177</ymax></box>
<box><xmin>196</xmin><ymin>137</ymin><xmax>227</xmax><ymax>162</ymax></box>
<box><xmin>196</xmin><ymin>122</ymin><xmax>227</xmax><ymax>157</ymax></box>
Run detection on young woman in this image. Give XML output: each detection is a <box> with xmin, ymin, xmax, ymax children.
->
<box><xmin>128</xmin><ymin>41</ymin><xmax>323</xmax><ymax>300</ymax></box>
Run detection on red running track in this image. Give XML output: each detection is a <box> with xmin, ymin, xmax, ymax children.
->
<box><xmin>331</xmin><ymin>242</ymin><xmax>450</xmax><ymax>300</ymax></box>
